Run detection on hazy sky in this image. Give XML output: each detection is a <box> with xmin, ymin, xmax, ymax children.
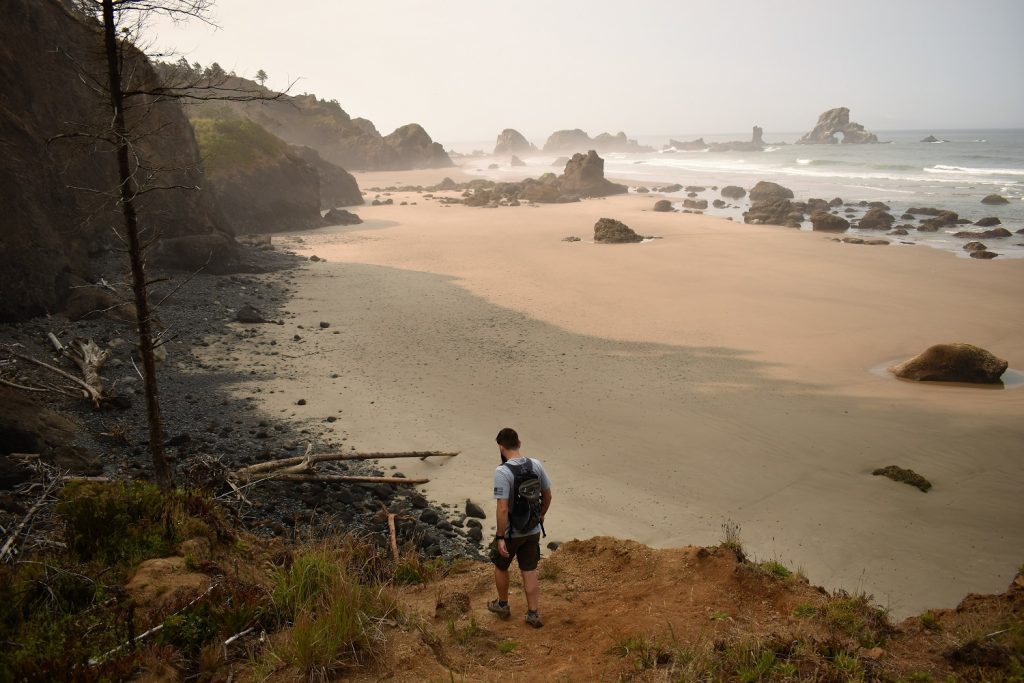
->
<box><xmin>150</xmin><ymin>0</ymin><xmax>1024</xmax><ymax>146</ymax></box>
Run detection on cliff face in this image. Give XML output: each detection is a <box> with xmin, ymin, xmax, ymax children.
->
<box><xmin>182</xmin><ymin>77</ymin><xmax>453</xmax><ymax>171</ymax></box>
<box><xmin>193</xmin><ymin>119</ymin><xmax>326</xmax><ymax>235</ymax></box>
<box><xmin>0</xmin><ymin>0</ymin><xmax>233</xmax><ymax>322</ymax></box>
<box><xmin>288</xmin><ymin>145</ymin><xmax>363</xmax><ymax>209</ymax></box>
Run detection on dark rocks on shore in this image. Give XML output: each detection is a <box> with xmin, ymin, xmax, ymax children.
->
<box><xmin>981</xmin><ymin>194</ymin><xmax>1010</xmax><ymax>205</ymax></box>
<box><xmin>748</xmin><ymin>181</ymin><xmax>794</xmax><ymax>203</ymax></box>
<box><xmin>857</xmin><ymin>207</ymin><xmax>896</xmax><ymax>230</ymax></box>
<box><xmin>465</xmin><ymin>500</ymin><xmax>486</xmax><ymax>519</ymax></box>
<box><xmin>323</xmin><ymin>208</ymin><xmax>363</xmax><ymax>226</ymax></box>
<box><xmin>656</xmin><ymin>183</ymin><xmax>683</xmax><ymax>193</ymax></box>
<box><xmin>558</xmin><ymin>150</ymin><xmax>628</xmax><ymax>198</ymax></box>
<box><xmin>919</xmin><ymin>211</ymin><xmax>959</xmax><ymax>231</ymax></box>
<box><xmin>683</xmin><ymin>199</ymin><xmax>708</xmax><ymax>210</ymax></box>
<box><xmin>829</xmin><ymin>197</ymin><xmax>843</xmax><ymax>207</ymax></box>
<box><xmin>838</xmin><ymin>237</ymin><xmax>889</xmax><ymax>245</ymax></box>
<box><xmin>970</xmin><ymin>250</ymin><xmax>999</xmax><ymax>259</ymax></box>
<box><xmin>888</xmin><ymin>227</ymin><xmax>909</xmax><ymax>236</ymax></box>
<box><xmin>721</xmin><ymin>185</ymin><xmax>746</xmax><ymax>199</ymax></box>
<box><xmin>635</xmin><ymin>187</ymin><xmax>650</xmax><ymax>194</ymax></box>
<box><xmin>873</xmin><ymin>465</ymin><xmax>932</xmax><ymax>492</ymax></box>
<box><xmin>653</xmin><ymin>199</ymin><xmax>673</xmax><ymax>212</ymax></box>
<box><xmin>953</xmin><ymin>227</ymin><xmax>1012</xmax><ymax>239</ymax></box>
<box><xmin>810</xmin><ymin>211</ymin><xmax>850</xmax><ymax>232</ymax></box>
<box><xmin>889</xmin><ymin>343</ymin><xmax>1008</xmax><ymax>384</ymax></box>
<box><xmin>594</xmin><ymin>217</ymin><xmax>644</xmax><ymax>243</ymax></box>
<box><xmin>975</xmin><ymin>217</ymin><xmax>1001</xmax><ymax>227</ymax></box>
<box><xmin>235</xmin><ymin>304</ymin><xmax>267</xmax><ymax>323</ymax></box>
<box><xmin>963</xmin><ymin>241</ymin><xmax>988</xmax><ymax>252</ymax></box>
<box><xmin>906</xmin><ymin>207</ymin><xmax>945</xmax><ymax>216</ymax></box>
<box><xmin>796</xmin><ymin>107</ymin><xmax>879</xmax><ymax>144</ymax></box>
<box><xmin>712</xmin><ymin>199</ymin><xmax>726</xmax><ymax>208</ymax></box>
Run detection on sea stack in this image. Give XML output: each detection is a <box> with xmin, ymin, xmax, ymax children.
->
<box><xmin>797</xmin><ymin>107</ymin><xmax>879</xmax><ymax>144</ymax></box>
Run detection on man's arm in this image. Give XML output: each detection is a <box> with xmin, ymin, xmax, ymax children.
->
<box><xmin>495</xmin><ymin>499</ymin><xmax>509</xmax><ymax>538</ymax></box>
<box><xmin>540</xmin><ymin>489</ymin><xmax>552</xmax><ymax>522</ymax></box>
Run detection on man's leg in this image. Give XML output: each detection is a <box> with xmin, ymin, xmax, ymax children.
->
<box><xmin>494</xmin><ymin>566</ymin><xmax>510</xmax><ymax>602</ymax></box>
<box><xmin>522</xmin><ymin>569</ymin><xmax>539</xmax><ymax>612</ymax></box>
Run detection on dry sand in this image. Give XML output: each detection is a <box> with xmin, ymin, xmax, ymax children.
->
<box><xmin>230</xmin><ymin>167</ymin><xmax>1023</xmax><ymax>618</ymax></box>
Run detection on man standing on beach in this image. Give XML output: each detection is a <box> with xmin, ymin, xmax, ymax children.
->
<box><xmin>488</xmin><ymin>427</ymin><xmax>553</xmax><ymax>628</ymax></box>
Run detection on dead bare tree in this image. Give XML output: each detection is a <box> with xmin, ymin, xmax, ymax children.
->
<box><xmin>60</xmin><ymin>0</ymin><xmax>289</xmax><ymax>489</ymax></box>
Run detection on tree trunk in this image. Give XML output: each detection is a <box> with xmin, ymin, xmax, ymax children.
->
<box><xmin>101</xmin><ymin>0</ymin><xmax>172</xmax><ymax>489</ymax></box>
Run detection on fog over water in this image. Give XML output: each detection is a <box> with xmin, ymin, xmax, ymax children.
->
<box><xmin>150</xmin><ymin>0</ymin><xmax>1024</xmax><ymax>143</ymax></box>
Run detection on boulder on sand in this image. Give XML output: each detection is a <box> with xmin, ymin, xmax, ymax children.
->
<box><xmin>653</xmin><ymin>199</ymin><xmax>673</xmax><ymax>212</ymax></box>
<box><xmin>721</xmin><ymin>185</ymin><xmax>746</xmax><ymax>199</ymax></box>
<box><xmin>953</xmin><ymin>227</ymin><xmax>1012</xmax><ymax>239</ymax></box>
<box><xmin>748</xmin><ymin>181</ymin><xmax>794</xmax><ymax>203</ymax></box>
<box><xmin>594</xmin><ymin>217</ymin><xmax>644</xmax><ymax>244</ymax></box>
<box><xmin>889</xmin><ymin>343</ymin><xmax>1008</xmax><ymax>384</ymax></box>
<box><xmin>810</xmin><ymin>211</ymin><xmax>850</xmax><ymax>232</ymax></box>
<box><xmin>323</xmin><ymin>208</ymin><xmax>363</xmax><ymax>225</ymax></box>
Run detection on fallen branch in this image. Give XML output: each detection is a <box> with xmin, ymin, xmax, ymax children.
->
<box><xmin>252</xmin><ymin>474</ymin><xmax>428</xmax><ymax>485</ymax></box>
<box><xmin>234</xmin><ymin>450</ymin><xmax>458</xmax><ymax>477</ymax></box>
<box><xmin>89</xmin><ymin>581</ymin><xmax>218</xmax><ymax>665</ymax></box>
<box><xmin>0</xmin><ymin>479</ymin><xmax>59</xmax><ymax>563</ymax></box>
<box><xmin>381</xmin><ymin>503</ymin><xmax>399</xmax><ymax>561</ymax></box>
<box><xmin>9</xmin><ymin>351</ymin><xmax>104</xmax><ymax>407</ymax></box>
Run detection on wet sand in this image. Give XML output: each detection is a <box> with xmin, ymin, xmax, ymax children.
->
<box><xmin>238</xmin><ymin>167</ymin><xmax>1023</xmax><ymax>618</ymax></box>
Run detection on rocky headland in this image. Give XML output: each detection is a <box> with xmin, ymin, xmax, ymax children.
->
<box><xmin>542</xmin><ymin>129</ymin><xmax>653</xmax><ymax>154</ymax></box>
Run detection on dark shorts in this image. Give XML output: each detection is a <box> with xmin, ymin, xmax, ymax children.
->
<box><xmin>489</xmin><ymin>533</ymin><xmax>541</xmax><ymax>572</ymax></box>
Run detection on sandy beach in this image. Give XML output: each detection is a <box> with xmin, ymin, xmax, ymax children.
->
<box><xmin>218</xmin><ymin>168</ymin><xmax>1023</xmax><ymax>618</ymax></box>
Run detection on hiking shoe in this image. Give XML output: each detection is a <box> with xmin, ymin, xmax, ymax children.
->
<box><xmin>525</xmin><ymin>611</ymin><xmax>544</xmax><ymax>628</ymax></box>
<box><xmin>487</xmin><ymin>599</ymin><xmax>510</xmax><ymax>619</ymax></box>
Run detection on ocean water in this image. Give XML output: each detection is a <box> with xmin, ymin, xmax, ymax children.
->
<box><xmin>456</xmin><ymin>129</ymin><xmax>1024</xmax><ymax>259</ymax></box>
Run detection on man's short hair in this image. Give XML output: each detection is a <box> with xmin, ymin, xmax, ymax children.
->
<box><xmin>496</xmin><ymin>427</ymin><xmax>520</xmax><ymax>450</ymax></box>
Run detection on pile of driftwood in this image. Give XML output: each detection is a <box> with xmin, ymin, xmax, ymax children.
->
<box><xmin>1</xmin><ymin>334</ymin><xmax>114</xmax><ymax>407</ymax></box>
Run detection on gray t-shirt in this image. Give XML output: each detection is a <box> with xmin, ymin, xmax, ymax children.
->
<box><xmin>493</xmin><ymin>457</ymin><xmax>552</xmax><ymax>538</ymax></box>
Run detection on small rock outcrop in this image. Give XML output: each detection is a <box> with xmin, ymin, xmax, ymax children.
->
<box><xmin>558</xmin><ymin>151</ymin><xmax>628</xmax><ymax>198</ymax></box>
<box><xmin>323</xmin><ymin>208</ymin><xmax>363</xmax><ymax>226</ymax></box>
<box><xmin>920</xmin><ymin>135</ymin><xmax>940</xmax><ymax>143</ymax></box>
<box><xmin>857</xmin><ymin>208</ymin><xmax>895</xmax><ymax>231</ymax></box>
<box><xmin>975</xmin><ymin>217</ymin><xmax>1001</xmax><ymax>227</ymax></box>
<box><xmin>493</xmin><ymin>129</ymin><xmax>534</xmax><ymax>156</ymax></box>
<box><xmin>594</xmin><ymin>218</ymin><xmax>643</xmax><ymax>244</ymax></box>
<box><xmin>872</xmin><ymin>466</ymin><xmax>932</xmax><ymax>492</ymax></box>
<box><xmin>981</xmin><ymin>194</ymin><xmax>1010</xmax><ymax>205</ymax></box>
<box><xmin>748</xmin><ymin>181</ymin><xmax>794</xmax><ymax>203</ymax></box>
<box><xmin>796</xmin><ymin>107</ymin><xmax>879</xmax><ymax>144</ymax></box>
<box><xmin>953</xmin><ymin>227</ymin><xmax>1012</xmax><ymax>239</ymax></box>
<box><xmin>721</xmin><ymin>185</ymin><xmax>746</xmax><ymax>199</ymax></box>
<box><xmin>653</xmin><ymin>199</ymin><xmax>673</xmax><ymax>212</ymax></box>
<box><xmin>810</xmin><ymin>211</ymin><xmax>850</xmax><ymax>232</ymax></box>
<box><xmin>889</xmin><ymin>343</ymin><xmax>1008</xmax><ymax>384</ymax></box>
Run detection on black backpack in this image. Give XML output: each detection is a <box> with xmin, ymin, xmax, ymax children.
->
<box><xmin>503</xmin><ymin>459</ymin><xmax>545</xmax><ymax>537</ymax></box>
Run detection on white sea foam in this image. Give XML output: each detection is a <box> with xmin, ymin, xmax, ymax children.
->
<box><xmin>796</xmin><ymin>159</ymin><xmax>812</xmax><ymax>165</ymax></box>
<box><xmin>925</xmin><ymin>164</ymin><xmax>1024</xmax><ymax>177</ymax></box>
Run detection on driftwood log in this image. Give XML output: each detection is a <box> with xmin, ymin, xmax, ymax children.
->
<box><xmin>226</xmin><ymin>449</ymin><xmax>457</xmax><ymax>497</ymax></box>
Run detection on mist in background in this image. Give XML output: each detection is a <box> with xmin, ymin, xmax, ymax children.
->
<box><xmin>150</xmin><ymin>0</ymin><xmax>1024</xmax><ymax>145</ymax></box>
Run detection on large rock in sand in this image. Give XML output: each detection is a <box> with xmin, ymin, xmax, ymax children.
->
<box><xmin>981</xmin><ymin>194</ymin><xmax>1009</xmax><ymax>205</ymax></box>
<box><xmin>857</xmin><ymin>207</ymin><xmax>895</xmax><ymax>230</ymax></box>
<box><xmin>889</xmin><ymin>343</ymin><xmax>1008</xmax><ymax>384</ymax></box>
<box><xmin>594</xmin><ymin>218</ymin><xmax>643</xmax><ymax>243</ymax></box>
<box><xmin>558</xmin><ymin>151</ymin><xmax>628</xmax><ymax>198</ymax></box>
<box><xmin>653</xmin><ymin>199</ymin><xmax>673</xmax><ymax>212</ymax></box>
<box><xmin>721</xmin><ymin>185</ymin><xmax>746</xmax><ymax>199</ymax></box>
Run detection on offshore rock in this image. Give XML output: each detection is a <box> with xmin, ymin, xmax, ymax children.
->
<box><xmin>797</xmin><ymin>107</ymin><xmax>879</xmax><ymax>144</ymax></box>
<box><xmin>493</xmin><ymin>128</ymin><xmax>534</xmax><ymax>155</ymax></box>
<box><xmin>558</xmin><ymin>151</ymin><xmax>628</xmax><ymax>198</ymax></box>
<box><xmin>810</xmin><ymin>211</ymin><xmax>850</xmax><ymax>232</ymax></box>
